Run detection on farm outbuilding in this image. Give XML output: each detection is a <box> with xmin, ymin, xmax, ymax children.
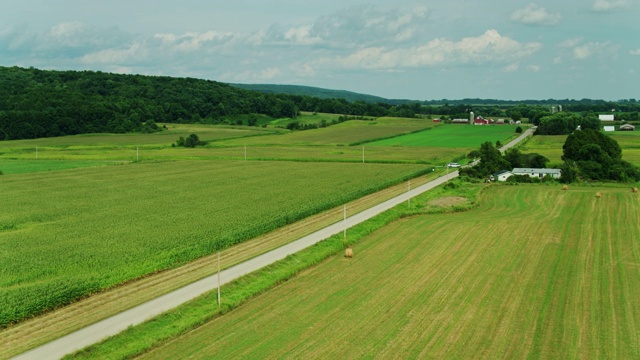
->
<box><xmin>620</xmin><ymin>124</ymin><xmax>635</xmax><ymax>131</ymax></box>
<box><xmin>491</xmin><ymin>170</ymin><xmax>513</xmax><ymax>182</ymax></box>
<box><xmin>599</xmin><ymin>114</ymin><xmax>615</xmax><ymax>121</ymax></box>
<box><xmin>512</xmin><ymin>168</ymin><xmax>562</xmax><ymax>179</ymax></box>
<box><xmin>604</xmin><ymin>126</ymin><xmax>615</xmax><ymax>132</ymax></box>
<box><xmin>452</xmin><ymin>119</ymin><xmax>469</xmax><ymax>124</ymax></box>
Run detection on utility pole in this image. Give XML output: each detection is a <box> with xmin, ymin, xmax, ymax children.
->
<box><xmin>362</xmin><ymin>146</ymin><xmax>364</xmax><ymax>164</ymax></box>
<box><xmin>36</xmin><ymin>146</ymin><xmax>38</xmax><ymax>160</ymax></box>
<box><xmin>244</xmin><ymin>146</ymin><xmax>247</xmax><ymax>161</ymax></box>
<box><xmin>136</xmin><ymin>146</ymin><xmax>139</xmax><ymax>162</ymax></box>
<box><xmin>217</xmin><ymin>251</ymin><xmax>221</xmax><ymax>310</ymax></box>
<box><xmin>343</xmin><ymin>204</ymin><xmax>347</xmax><ymax>240</ymax></box>
<box><xmin>407</xmin><ymin>180</ymin><xmax>411</xmax><ymax>208</ymax></box>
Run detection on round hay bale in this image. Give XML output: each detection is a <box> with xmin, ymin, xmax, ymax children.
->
<box><xmin>345</xmin><ymin>247</ymin><xmax>353</xmax><ymax>258</ymax></box>
<box><xmin>596</xmin><ymin>192</ymin><xmax>601</xmax><ymax>198</ymax></box>
<box><xmin>562</xmin><ymin>185</ymin><xmax>568</xmax><ymax>191</ymax></box>
<box><xmin>632</xmin><ymin>187</ymin><xmax>638</xmax><ymax>193</ymax></box>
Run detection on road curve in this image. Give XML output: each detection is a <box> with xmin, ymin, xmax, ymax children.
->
<box><xmin>13</xmin><ymin>127</ymin><xmax>534</xmax><ymax>360</ymax></box>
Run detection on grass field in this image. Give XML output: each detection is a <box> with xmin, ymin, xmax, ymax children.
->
<box><xmin>519</xmin><ymin>131</ymin><xmax>640</xmax><ymax>166</ymax></box>
<box><xmin>140</xmin><ymin>185</ymin><xmax>640</xmax><ymax>359</ymax></box>
<box><xmin>0</xmin><ymin>160</ymin><xmax>429</xmax><ymax>328</ymax></box>
<box><xmin>218</xmin><ymin>117</ymin><xmax>435</xmax><ymax>146</ymax></box>
<box><xmin>368</xmin><ymin>124</ymin><xmax>520</xmax><ymax>148</ymax></box>
<box><xmin>0</xmin><ymin>159</ymin><xmax>127</xmax><ymax>174</ymax></box>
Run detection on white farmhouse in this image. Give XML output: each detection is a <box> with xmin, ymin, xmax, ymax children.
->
<box><xmin>512</xmin><ymin>168</ymin><xmax>562</xmax><ymax>179</ymax></box>
<box><xmin>599</xmin><ymin>114</ymin><xmax>614</xmax><ymax>121</ymax></box>
<box><xmin>604</xmin><ymin>126</ymin><xmax>615</xmax><ymax>132</ymax></box>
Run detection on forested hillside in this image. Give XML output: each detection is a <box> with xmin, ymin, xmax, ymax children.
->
<box><xmin>0</xmin><ymin>67</ymin><xmax>421</xmax><ymax>141</ymax></box>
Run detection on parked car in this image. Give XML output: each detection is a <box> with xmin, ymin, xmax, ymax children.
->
<box><xmin>447</xmin><ymin>162</ymin><xmax>461</xmax><ymax>168</ymax></box>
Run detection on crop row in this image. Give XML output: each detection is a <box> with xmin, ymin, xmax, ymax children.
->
<box><xmin>0</xmin><ymin>160</ymin><xmax>429</xmax><ymax>327</ymax></box>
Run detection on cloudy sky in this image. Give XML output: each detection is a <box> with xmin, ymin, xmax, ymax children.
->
<box><xmin>1</xmin><ymin>0</ymin><xmax>639</xmax><ymax>101</ymax></box>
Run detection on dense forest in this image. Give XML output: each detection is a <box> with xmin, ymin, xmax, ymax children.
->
<box><xmin>2</xmin><ymin>66</ymin><xmax>640</xmax><ymax>141</ymax></box>
<box><xmin>0</xmin><ymin>67</ymin><xmax>418</xmax><ymax>140</ymax></box>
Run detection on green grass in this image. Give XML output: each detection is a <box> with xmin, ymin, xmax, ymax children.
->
<box><xmin>146</xmin><ymin>185</ymin><xmax>640</xmax><ymax>359</ymax></box>
<box><xmin>0</xmin><ymin>160</ymin><xmax>128</xmax><ymax>175</ymax></box>
<box><xmin>367</xmin><ymin>124</ymin><xmax>519</xmax><ymax>148</ymax></box>
<box><xmin>0</xmin><ymin>160</ymin><xmax>430</xmax><ymax>328</ymax></box>
<box><xmin>66</xmin><ymin>180</ymin><xmax>482</xmax><ymax>360</ymax></box>
<box><xmin>517</xmin><ymin>135</ymin><xmax>567</xmax><ymax>165</ymax></box>
<box><xmin>70</xmin><ymin>184</ymin><xmax>640</xmax><ymax>359</ymax></box>
<box><xmin>519</xmin><ymin>132</ymin><xmax>640</xmax><ymax>166</ymax></box>
<box><xmin>219</xmin><ymin>117</ymin><xmax>434</xmax><ymax>146</ymax></box>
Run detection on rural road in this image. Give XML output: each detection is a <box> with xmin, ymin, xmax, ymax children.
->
<box><xmin>13</xmin><ymin>127</ymin><xmax>534</xmax><ymax>360</ymax></box>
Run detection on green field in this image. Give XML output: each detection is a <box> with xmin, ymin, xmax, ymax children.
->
<box><xmin>140</xmin><ymin>185</ymin><xmax>640</xmax><ymax>359</ymax></box>
<box><xmin>520</xmin><ymin>132</ymin><xmax>640</xmax><ymax>166</ymax></box>
<box><xmin>219</xmin><ymin>117</ymin><xmax>435</xmax><ymax>146</ymax></box>
<box><xmin>368</xmin><ymin>124</ymin><xmax>520</xmax><ymax>147</ymax></box>
<box><xmin>518</xmin><ymin>135</ymin><xmax>567</xmax><ymax>165</ymax></box>
<box><xmin>0</xmin><ymin>160</ymin><xmax>127</xmax><ymax>174</ymax></box>
<box><xmin>0</xmin><ymin>160</ymin><xmax>428</xmax><ymax>327</ymax></box>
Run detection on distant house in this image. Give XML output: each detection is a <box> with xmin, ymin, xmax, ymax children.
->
<box><xmin>512</xmin><ymin>168</ymin><xmax>562</xmax><ymax>179</ymax></box>
<box><xmin>599</xmin><ymin>114</ymin><xmax>615</xmax><ymax>121</ymax></box>
<box><xmin>494</xmin><ymin>119</ymin><xmax>505</xmax><ymax>125</ymax></box>
<box><xmin>620</xmin><ymin>124</ymin><xmax>635</xmax><ymax>131</ymax></box>
<box><xmin>491</xmin><ymin>170</ymin><xmax>513</xmax><ymax>182</ymax></box>
<box><xmin>433</xmin><ymin>118</ymin><xmax>441</xmax><ymax>123</ymax></box>
<box><xmin>604</xmin><ymin>126</ymin><xmax>615</xmax><ymax>132</ymax></box>
<box><xmin>452</xmin><ymin>118</ymin><xmax>469</xmax><ymax>124</ymax></box>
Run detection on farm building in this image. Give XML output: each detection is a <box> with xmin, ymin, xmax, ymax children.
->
<box><xmin>491</xmin><ymin>170</ymin><xmax>513</xmax><ymax>182</ymax></box>
<box><xmin>512</xmin><ymin>168</ymin><xmax>562</xmax><ymax>179</ymax></box>
<box><xmin>620</xmin><ymin>124</ymin><xmax>635</xmax><ymax>131</ymax></box>
<box><xmin>433</xmin><ymin>118</ymin><xmax>441</xmax><ymax>123</ymax></box>
<box><xmin>604</xmin><ymin>126</ymin><xmax>615</xmax><ymax>132</ymax></box>
<box><xmin>599</xmin><ymin>114</ymin><xmax>615</xmax><ymax>121</ymax></box>
<box><xmin>452</xmin><ymin>119</ymin><xmax>469</xmax><ymax>124</ymax></box>
<box><xmin>474</xmin><ymin>116</ymin><xmax>489</xmax><ymax>125</ymax></box>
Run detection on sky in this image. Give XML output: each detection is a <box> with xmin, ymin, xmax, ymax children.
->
<box><xmin>1</xmin><ymin>0</ymin><xmax>639</xmax><ymax>101</ymax></box>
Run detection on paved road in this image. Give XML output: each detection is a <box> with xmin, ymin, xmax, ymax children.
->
<box><xmin>14</xmin><ymin>127</ymin><xmax>534</xmax><ymax>360</ymax></box>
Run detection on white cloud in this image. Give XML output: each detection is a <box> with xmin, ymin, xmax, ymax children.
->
<box><xmin>81</xmin><ymin>42</ymin><xmax>147</xmax><ymax>64</ymax></box>
<box><xmin>572</xmin><ymin>42</ymin><xmax>616</xmax><ymax>60</ymax></box>
<box><xmin>630</xmin><ymin>49</ymin><xmax>640</xmax><ymax>56</ymax></box>
<box><xmin>504</xmin><ymin>63</ymin><xmax>519</xmax><ymax>72</ymax></box>
<box><xmin>558</xmin><ymin>37</ymin><xmax>583</xmax><ymax>48</ymax></box>
<box><xmin>154</xmin><ymin>31</ymin><xmax>236</xmax><ymax>52</ymax></box>
<box><xmin>591</xmin><ymin>0</ymin><xmax>631</xmax><ymax>12</ymax></box>
<box><xmin>510</xmin><ymin>4</ymin><xmax>562</xmax><ymax>26</ymax></box>
<box><xmin>527</xmin><ymin>65</ymin><xmax>541</xmax><ymax>72</ymax></box>
<box><xmin>334</xmin><ymin>30</ymin><xmax>542</xmax><ymax>70</ymax></box>
<box><xmin>264</xmin><ymin>5</ymin><xmax>430</xmax><ymax>48</ymax></box>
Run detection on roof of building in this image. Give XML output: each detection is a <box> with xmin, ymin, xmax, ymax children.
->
<box><xmin>493</xmin><ymin>170</ymin><xmax>512</xmax><ymax>176</ymax></box>
<box><xmin>620</xmin><ymin>124</ymin><xmax>635</xmax><ymax>130</ymax></box>
<box><xmin>512</xmin><ymin>168</ymin><xmax>562</xmax><ymax>174</ymax></box>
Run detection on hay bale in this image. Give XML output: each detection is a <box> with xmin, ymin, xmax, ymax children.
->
<box><xmin>596</xmin><ymin>192</ymin><xmax>601</xmax><ymax>198</ymax></box>
<box><xmin>632</xmin><ymin>187</ymin><xmax>638</xmax><ymax>193</ymax></box>
<box><xmin>562</xmin><ymin>185</ymin><xmax>568</xmax><ymax>191</ymax></box>
<box><xmin>345</xmin><ymin>247</ymin><xmax>353</xmax><ymax>258</ymax></box>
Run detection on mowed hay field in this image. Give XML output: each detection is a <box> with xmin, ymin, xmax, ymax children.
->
<box><xmin>143</xmin><ymin>185</ymin><xmax>640</xmax><ymax>359</ymax></box>
<box><xmin>367</xmin><ymin>124</ymin><xmax>519</xmax><ymax>147</ymax></box>
<box><xmin>520</xmin><ymin>131</ymin><xmax>640</xmax><ymax>166</ymax></box>
<box><xmin>0</xmin><ymin>160</ymin><xmax>428</xmax><ymax>327</ymax></box>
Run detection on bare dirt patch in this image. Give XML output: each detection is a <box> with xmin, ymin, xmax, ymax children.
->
<box><xmin>428</xmin><ymin>196</ymin><xmax>467</xmax><ymax>207</ymax></box>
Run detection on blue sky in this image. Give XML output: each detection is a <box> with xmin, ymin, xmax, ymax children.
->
<box><xmin>1</xmin><ymin>0</ymin><xmax>639</xmax><ymax>101</ymax></box>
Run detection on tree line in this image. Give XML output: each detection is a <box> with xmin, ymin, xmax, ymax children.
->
<box><xmin>0</xmin><ymin>67</ymin><xmax>419</xmax><ymax>140</ymax></box>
